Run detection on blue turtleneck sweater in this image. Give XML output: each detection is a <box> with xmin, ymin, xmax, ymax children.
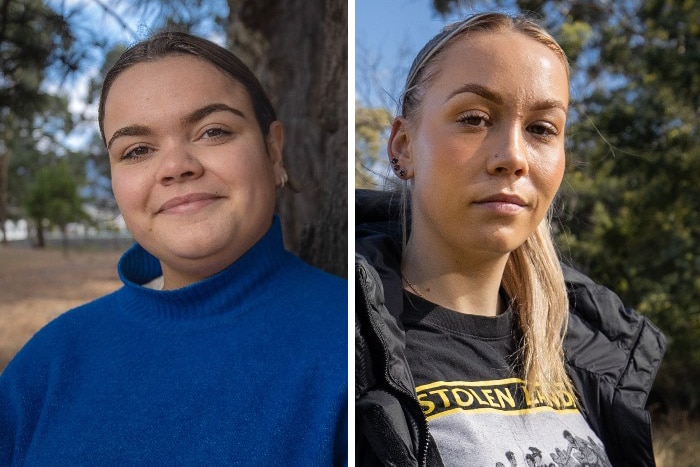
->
<box><xmin>0</xmin><ymin>218</ymin><xmax>347</xmax><ymax>466</ymax></box>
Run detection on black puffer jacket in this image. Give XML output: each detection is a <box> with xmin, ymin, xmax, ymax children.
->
<box><xmin>355</xmin><ymin>190</ymin><xmax>666</xmax><ymax>467</ymax></box>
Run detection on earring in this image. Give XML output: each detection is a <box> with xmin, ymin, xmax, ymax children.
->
<box><xmin>279</xmin><ymin>172</ymin><xmax>288</xmax><ymax>188</ymax></box>
<box><xmin>392</xmin><ymin>164</ymin><xmax>407</xmax><ymax>179</ymax></box>
<box><xmin>391</xmin><ymin>158</ymin><xmax>401</xmax><ymax>177</ymax></box>
<box><xmin>390</xmin><ymin>155</ymin><xmax>408</xmax><ymax>179</ymax></box>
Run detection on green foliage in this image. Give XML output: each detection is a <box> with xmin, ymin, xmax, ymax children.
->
<box><xmin>3</xmin><ymin>93</ymin><xmax>77</xmax><ymax>210</ymax></box>
<box><xmin>24</xmin><ymin>160</ymin><xmax>86</xmax><ymax>243</ymax></box>
<box><xmin>556</xmin><ymin>21</ymin><xmax>592</xmax><ymax>62</ymax></box>
<box><xmin>0</xmin><ymin>0</ymin><xmax>76</xmax><ymax>118</ymax></box>
<box><xmin>431</xmin><ymin>0</ymin><xmax>490</xmax><ymax>15</ymax></box>
<box><xmin>0</xmin><ymin>0</ymin><xmax>81</xmax><ymax>242</ymax></box>
<box><xmin>531</xmin><ymin>0</ymin><xmax>700</xmax><ymax>412</ymax></box>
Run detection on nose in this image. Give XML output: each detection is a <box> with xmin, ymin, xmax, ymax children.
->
<box><xmin>156</xmin><ymin>142</ymin><xmax>204</xmax><ymax>185</ymax></box>
<box><xmin>487</xmin><ymin>123</ymin><xmax>529</xmax><ymax>177</ymax></box>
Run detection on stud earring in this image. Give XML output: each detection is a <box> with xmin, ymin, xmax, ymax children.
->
<box><xmin>392</xmin><ymin>164</ymin><xmax>407</xmax><ymax>179</ymax></box>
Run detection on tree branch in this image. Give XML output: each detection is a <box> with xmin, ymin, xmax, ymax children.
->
<box><xmin>88</xmin><ymin>0</ymin><xmax>139</xmax><ymax>41</ymax></box>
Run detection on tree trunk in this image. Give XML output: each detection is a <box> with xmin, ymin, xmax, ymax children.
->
<box><xmin>0</xmin><ymin>151</ymin><xmax>8</xmax><ymax>244</ymax></box>
<box><xmin>227</xmin><ymin>0</ymin><xmax>348</xmax><ymax>278</ymax></box>
<box><xmin>61</xmin><ymin>224</ymin><xmax>69</xmax><ymax>256</ymax></box>
<box><xmin>35</xmin><ymin>218</ymin><xmax>45</xmax><ymax>248</ymax></box>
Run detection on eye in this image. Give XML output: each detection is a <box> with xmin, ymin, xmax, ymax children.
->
<box><xmin>200</xmin><ymin>127</ymin><xmax>232</xmax><ymax>140</ymax></box>
<box><xmin>120</xmin><ymin>145</ymin><xmax>153</xmax><ymax>162</ymax></box>
<box><xmin>457</xmin><ymin>110</ymin><xmax>491</xmax><ymax>128</ymax></box>
<box><xmin>527</xmin><ymin>121</ymin><xmax>559</xmax><ymax>139</ymax></box>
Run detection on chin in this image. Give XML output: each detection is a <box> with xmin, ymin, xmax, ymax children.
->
<box><xmin>137</xmin><ymin>231</ymin><xmax>222</xmax><ymax>261</ymax></box>
<box><xmin>164</xmin><ymin>239</ymin><xmax>233</xmax><ymax>262</ymax></box>
<box><xmin>469</xmin><ymin>231</ymin><xmax>529</xmax><ymax>258</ymax></box>
<box><xmin>159</xmin><ymin>244</ymin><xmax>239</xmax><ymax>280</ymax></box>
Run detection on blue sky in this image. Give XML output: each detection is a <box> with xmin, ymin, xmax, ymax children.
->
<box><xmin>355</xmin><ymin>0</ymin><xmax>518</xmax><ymax>108</ymax></box>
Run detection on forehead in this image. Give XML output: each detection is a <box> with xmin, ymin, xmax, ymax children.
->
<box><xmin>102</xmin><ymin>55</ymin><xmax>256</xmax><ymax>140</ymax></box>
<box><xmin>103</xmin><ymin>55</ymin><xmax>251</xmax><ymax>120</ymax></box>
<box><xmin>428</xmin><ymin>30</ymin><xmax>569</xmax><ymax>102</ymax></box>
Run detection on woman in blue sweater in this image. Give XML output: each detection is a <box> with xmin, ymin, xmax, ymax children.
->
<box><xmin>0</xmin><ymin>32</ymin><xmax>347</xmax><ymax>465</ymax></box>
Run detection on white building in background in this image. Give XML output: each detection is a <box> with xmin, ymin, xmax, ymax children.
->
<box><xmin>77</xmin><ymin>205</ymin><xmax>130</xmax><ymax>238</ymax></box>
<box><xmin>3</xmin><ymin>205</ymin><xmax>130</xmax><ymax>243</ymax></box>
<box><xmin>3</xmin><ymin>219</ymin><xmax>29</xmax><ymax>241</ymax></box>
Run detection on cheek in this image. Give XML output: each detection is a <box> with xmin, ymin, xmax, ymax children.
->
<box><xmin>110</xmin><ymin>168</ymin><xmax>145</xmax><ymax>215</ymax></box>
<box><xmin>550</xmin><ymin>152</ymin><xmax>566</xmax><ymax>194</ymax></box>
<box><xmin>217</xmin><ymin>150</ymin><xmax>272</xmax><ymax>188</ymax></box>
<box><xmin>531</xmin><ymin>148</ymin><xmax>565</xmax><ymax>201</ymax></box>
<box><xmin>411</xmin><ymin>124</ymin><xmax>466</xmax><ymax>179</ymax></box>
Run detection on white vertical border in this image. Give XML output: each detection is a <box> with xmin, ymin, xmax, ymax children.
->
<box><xmin>347</xmin><ymin>0</ymin><xmax>356</xmax><ymax>465</ymax></box>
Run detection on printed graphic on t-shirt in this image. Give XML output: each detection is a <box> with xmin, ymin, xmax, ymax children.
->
<box><xmin>417</xmin><ymin>378</ymin><xmax>578</xmax><ymax>419</ymax></box>
<box><xmin>417</xmin><ymin>378</ymin><xmax>611</xmax><ymax>467</ymax></box>
<box><xmin>493</xmin><ymin>431</ymin><xmax>610</xmax><ymax>467</ymax></box>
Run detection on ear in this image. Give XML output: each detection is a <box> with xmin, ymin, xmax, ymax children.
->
<box><xmin>387</xmin><ymin>117</ymin><xmax>413</xmax><ymax>179</ymax></box>
<box><xmin>265</xmin><ymin>121</ymin><xmax>286</xmax><ymax>186</ymax></box>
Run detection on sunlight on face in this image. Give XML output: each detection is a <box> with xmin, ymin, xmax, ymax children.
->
<box><xmin>401</xmin><ymin>30</ymin><xmax>569</xmax><ymax>261</ymax></box>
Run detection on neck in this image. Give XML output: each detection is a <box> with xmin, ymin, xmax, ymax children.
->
<box><xmin>159</xmin><ymin>258</ymin><xmax>232</xmax><ymax>290</ymax></box>
<box><xmin>401</xmin><ymin>232</ymin><xmax>509</xmax><ymax>317</ymax></box>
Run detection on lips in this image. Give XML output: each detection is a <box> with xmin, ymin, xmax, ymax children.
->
<box><xmin>475</xmin><ymin>193</ymin><xmax>528</xmax><ymax>206</ymax></box>
<box><xmin>472</xmin><ymin>193</ymin><xmax>530</xmax><ymax>215</ymax></box>
<box><xmin>157</xmin><ymin>193</ymin><xmax>223</xmax><ymax>214</ymax></box>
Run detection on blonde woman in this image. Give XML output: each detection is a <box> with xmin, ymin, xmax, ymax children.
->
<box><xmin>356</xmin><ymin>12</ymin><xmax>665</xmax><ymax>466</ymax></box>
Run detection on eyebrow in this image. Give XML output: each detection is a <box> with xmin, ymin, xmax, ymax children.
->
<box><xmin>106</xmin><ymin>103</ymin><xmax>247</xmax><ymax>150</ymax></box>
<box><xmin>107</xmin><ymin>125</ymin><xmax>152</xmax><ymax>150</ymax></box>
<box><xmin>181</xmin><ymin>103</ymin><xmax>246</xmax><ymax>125</ymax></box>
<box><xmin>446</xmin><ymin>83</ymin><xmax>568</xmax><ymax>113</ymax></box>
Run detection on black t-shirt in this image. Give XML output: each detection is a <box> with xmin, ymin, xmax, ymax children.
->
<box><xmin>401</xmin><ymin>291</ymin><xmax>611</xmax><ymax>467</ymax></box>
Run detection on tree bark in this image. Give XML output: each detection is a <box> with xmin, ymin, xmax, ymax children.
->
<box><xmin>0</xmin><ymin>152</ymin><xmax>8</xmax><ymax>244</ymax></box>
<box><xmin>227</xmin><ymin>0</ymin><xmax>348</xmax><ymax>278</ymax></box>
<box><xmin>34</xmin><ymin>218</ymin><xmax>45</xmax><ymax>248</ymax></box>
<box><xmin>61</xmin><ymin>224</ymin><xmax>69</xmax><ymax>256</ymax></box>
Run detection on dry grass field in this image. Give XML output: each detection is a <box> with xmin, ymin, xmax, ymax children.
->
<box><xmin>653</xmin><ymin>410</ymin><xmax>700</xmax><ymax>467</ymax></box>
<box><xmin>0</xmin><ymin>243</ymin><xmax>123</xmax><ymax>372</ymax></box>
<box><xmin>0</xmin><ymin>242</ymin><xmax>696</xmax><ymax>464</ymax></box>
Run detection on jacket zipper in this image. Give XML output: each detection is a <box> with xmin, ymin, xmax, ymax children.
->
<box><xmin>358</xmin><ymin>264</ymin><xmax>432</xmax><ymax>467</ymax></box>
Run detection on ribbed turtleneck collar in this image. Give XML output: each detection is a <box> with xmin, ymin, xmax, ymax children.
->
<box><xmin>115</xmin><ymin>216</ymin><xmax>293</xmax><ymax>324</ymax></box>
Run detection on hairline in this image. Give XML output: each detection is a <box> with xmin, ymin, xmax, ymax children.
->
<box><xmin>98</xmin><ymin>33</ymin><xmax>275</xmax><ymax>145</ymax></box>
<box><xmin>400</xmin><ymin>14</ymin><xmax>571</xmax><ymax>121</ymax></box>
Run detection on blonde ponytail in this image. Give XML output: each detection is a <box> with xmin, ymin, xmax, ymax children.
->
<box><xmin>502</xmin><ymin>219</ymin><xmax>575</xmax><ymax>402</ymax></box>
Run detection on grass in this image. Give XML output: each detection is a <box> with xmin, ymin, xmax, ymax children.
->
<box><xmin>0</xmin><ymin>242</ymin><xmax>123</xmax><ymax>372</ymax></box>
<box><xmin>654</xmin><ymin>410</ymin><xmax>700</xmax><ymax>466</ymax></box>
